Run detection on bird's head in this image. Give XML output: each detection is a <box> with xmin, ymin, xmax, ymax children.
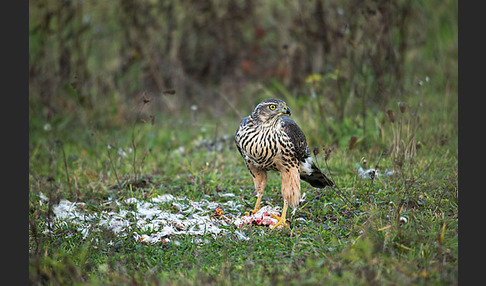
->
<box><xmin>251</xmin><ymin>98</ymin><xmax>291</xmax><ymax>124</ymax></box>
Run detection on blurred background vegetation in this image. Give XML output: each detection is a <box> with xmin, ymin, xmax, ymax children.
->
<box><xmin>29</xmin><ymin>0</ymin><xmax>457</xmax><ymax>135</ymax></box>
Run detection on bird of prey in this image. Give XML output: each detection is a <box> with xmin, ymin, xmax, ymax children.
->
<box><xmin>234</xmin><ymin>98</ymin><xmax>334</xmax><ymax>229</ymax></box>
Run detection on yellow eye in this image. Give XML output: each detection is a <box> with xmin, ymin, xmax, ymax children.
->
<box><xmin>269</xmin><ymin>104</ymin><xmax>276</xmax><ymax>110</ymax></box>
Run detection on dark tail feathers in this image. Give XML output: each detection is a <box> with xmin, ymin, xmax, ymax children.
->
<box><xmin>300</xmin><ymin>162</ymin><xmax>334</xmax><ymax>188</ymax></box>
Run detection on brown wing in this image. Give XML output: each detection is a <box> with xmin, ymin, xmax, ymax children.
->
<box><xmin>281</xmin><ymin>116</ymin><xmax>311</xmax><ymax>161</ymax></box>
<box><xmin>281</xmin><ymin>116</ymin><xmax>334</xmax><ymax>188</ymax></box>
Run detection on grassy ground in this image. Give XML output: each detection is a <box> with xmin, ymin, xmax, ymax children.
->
<box><xmin>29</xmin><ymin>86</ymin><xmax>458</xmax><ymax>285</ymax></box>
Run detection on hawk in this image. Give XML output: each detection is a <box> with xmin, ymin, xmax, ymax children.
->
<box><xmin>235</xmin><ymin>98</ymin><xmax>334</xmax><ymax>229</ymax></box>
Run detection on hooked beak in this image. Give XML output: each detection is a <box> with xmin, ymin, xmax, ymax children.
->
<box><xmin>283</xmin><ymin>106</ymin><xmax>291</xmax><ymax>116</ymax></box>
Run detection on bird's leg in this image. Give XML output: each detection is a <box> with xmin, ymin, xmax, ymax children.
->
<box><xmin>251</xmin><ymin>194</ymin><xmax>263</xmax><ymax>215</ymax></box>
<box><xmin>271</xmin><ymin>167</ymin><xmax>300</xmax><ymax>229</ymax></box>
<box><xmin>271</xmin><ymin>200</ymin><xmax>289</xmax><ymax>229</ymax></box>
<box><xmin>246</xmin><ymin>167</ymin><xmax>267</xmax><ymax>216</ymax></box>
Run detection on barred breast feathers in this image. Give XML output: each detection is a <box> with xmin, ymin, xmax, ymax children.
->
<box><xmin>235</xmin><ymin>115</ymin><xmax>283</xmax><ymax>170</ymax></box>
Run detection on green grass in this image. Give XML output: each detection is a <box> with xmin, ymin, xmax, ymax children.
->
<box><xmin>29</xmin><ymin>88</ymin><xmax>457</xmax><ymax>285</ymax></box>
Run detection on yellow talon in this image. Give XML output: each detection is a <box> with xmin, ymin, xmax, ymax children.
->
<box><xmin>271</xmin><ymin>214</ymin><xmax>289</xmax><ymax>229</ymax></box>
<box><xmin>271</xmin><ymin>202</ymin><xmax>289</xmax><ymax>229</ymax></box>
